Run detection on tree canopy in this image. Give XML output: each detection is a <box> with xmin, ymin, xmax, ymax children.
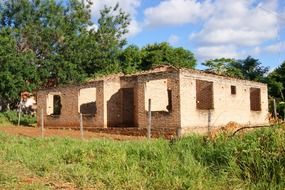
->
<box><xmin>119</xmin><ymin>42</ymin><xmax>197</xmax><ymax>74</ymax></box>
<box><xmin>267</xmin><ymin>61</ymin><xmax>285</xmax><ymax>100</ymax></box>
<box><xmin>0</xmin><ymin>0</ymin><xmax>197</xmax><ymax>109</ymax></box>
<box><xmin>140</xmin><ymin>42</ymin><xmax>196</xmax><ymax>70</ymax></box>
<box><xmin>0</xmin><ymin>29</ymin><xmax>39</xmax><ymax>108</ymax></box>
<box><xmin>202</xmin><ymin>56</ymin><xmax>269</xmax><ymax>82</ymax></box>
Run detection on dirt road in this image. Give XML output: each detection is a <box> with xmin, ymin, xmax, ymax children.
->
<box><xmin>0</xmin><ymin>125</ymin><xmax>145</xmax><ymax>140</ymax></box>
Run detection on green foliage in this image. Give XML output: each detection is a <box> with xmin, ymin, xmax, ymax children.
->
<box><xmin>177</xmin><ymin>127</ymin><xmax>285</xmax><ymax>189</ymax></box>
<box><xmin>119</xmin><ymin>45</ymin><xmax>142</xmax><ymax>74</ymax></box>
<box><xmin>266</xmin><ymin>61</ymin><xmax>285</xmax><ymax>119</ymax></box>
<box><xmin>267</xmin><ymin>61</ymin><xmax>285</xmax><ymax>99</ymax></box>
<box><xmin>232</xmin><ymin>57</ymin><xmax>269</xmax><ymax>82</ymax></box>
<box><xmin>140</xmin><ymin>42</ymin><xmax>196</xmax><ymax>70</ymax></box>
<box><xmin>0</xmin><ymin>113</ymin><xmax>9</xmax><ymax>125</ymax></box>
<box><xmin>118</xmin><ymin>43</ymin><xmax>197</xmax><ymax>74</ymax></box>
<box><xmin>203</xmin><ymin>56</ymin><xmax>269</xmax><ymax>82</ymax></box>
<box><xmin>0</xmin><ymin>0</ymin><xmax>91</xmax><ymax>108</ymax></box>
<box><xmin>0</xmin><ymin>111</ymin><xmax>36</xmax><ymax>126</ymax></box>
<box><xmin>0</xmin><ymin>0</ymin><xmax>197</xmax><ymax>110</ymax></box>
<box><xmin>0</xmin><ymin>126</ymin><xmax>285</xmax><ymax>189</ymax></box>
<box><xmin>277</xmin><ymin>102</ymin><xmax>285</xmax><ymax>120</ymax></box>
<box><xmin>0</xmin><ymin>0</ymin><xmax>90</xmax><ymax>86</ymax></box>
<box><xmin>68</xmin><ymin>3</ymin><xmax>131</xmax><ymax>76</ymax></box>
<box><xmin>0</xmin><ymin>29</ymin><xmax>39</xmax><ymax>107</ymax></box>
<box><xmin>0</xmin><ymin>1</ymin><xmax>131</xmax><ymax>109</ymax></box>
<box><xmin>203</xmin><ymin>58</ymin><xmax>240</xmax><ymax>76</ymax></box>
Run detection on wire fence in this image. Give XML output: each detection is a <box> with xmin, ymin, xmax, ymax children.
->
<box><xmin>15</xmin><ymin>97</ymin><xmax>283</xmax><ymax>140</ymax></box>
<box><xmin>38</xmin><ymin>99</ymin><xmax>154</xmax><ymax>139</ymax></box>
<box><xmin>39</xmin><ymin>109</ymin><xmax>87</xmax><ymax>139</ymax></box>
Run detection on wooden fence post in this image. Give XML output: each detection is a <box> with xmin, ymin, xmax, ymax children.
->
<box><xmin>273</xmin><ymin>99</ymin><xmax>277</xmax><ymax>120</ymax></box>
<box><xmin>208</xmin><ymin>109</ymin><xmax>211</xmax><ymax>135</ymax></box>
<box><xmin>17</xmin><ymin>99</ymin><xmax>22</xmax><ymax>126</ymax></box>
<box><xmin>147</xmin><ymin>99</ymin><xmax>152</xmax><ymax>139</ymax></box>
<box><xmin>41</xmin><ymin>108</ymin><xmax>44</xmax><ymax>138</ymax></box>
<box><xmin>80</xmin><ymin>113</ymin><xmax>84</xmax><ymax>139</ymax></box>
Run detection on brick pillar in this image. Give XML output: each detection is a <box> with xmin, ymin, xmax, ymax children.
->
<box><xmin>95</xmin><ymin>82</ymin><xmax>105</xmax><ymax>128</ymax></box>
<box><xmin>136</xmin><ymin>81</ymin><xmax>147</xmax><ymax>128</ymax></box>
<box><xmin>167</xmin><ymin>78</ymin><xmax>181</xmax><ymax>128</ymax></box>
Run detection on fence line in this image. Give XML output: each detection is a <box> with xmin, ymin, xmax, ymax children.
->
<box><xmin>41</xmin><ymin>108</ymin><xmax>44</xmax><ymax>138</ymax></box>
<box><xmin>17</xmin><ymin>102</ymin><xmax>22</xmax><ymax>126</ymax></box>
<box><xmin>147</xmin><ymin>98</ymin><xmax>152</xmax><ymax>139</ymax></box>
<box><xmin>39</xmin><ymin>111</ymin><xmax>86</xmax><ymax>139</ymax></box>
<box><xmin>80</xmin><ymin>113</ymin><xmax>84</xmax><ymax>139</ymax></box>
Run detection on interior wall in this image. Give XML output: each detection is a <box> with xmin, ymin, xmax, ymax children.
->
<box><xmin>78</xmin><ymin>87</ymin><xmax>96</xmax><ymax>115</ymax></box>
<box><xmin>104</xmin><ymin>79</ymin><xmax>123</xmax><ymax>127</ymax></box>
<box><xmin>144</xmin><ymin>79</ymin><xmax>168</xmax><ymax>112</ymax></box>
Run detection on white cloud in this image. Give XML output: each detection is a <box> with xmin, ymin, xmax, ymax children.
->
<box><xmin>88</xmin><ymin>0</ymin><xmax>141</xmax><ymax>18</ymax></box>
<box><xmin>86</xmin><ymin>23</ymin><xmax>98</xmax><ymax>32</ymax></box>
<box><xmin>127</xmin><ymin>20</ymin><xmax>141</xmax><ymax>37</ymax></box>
<box><xmin>196</xmin><ymin>45</ymin><xmax>239</xmax><ymax>61</ymax></box>
<box><xmin>168</xmin><ymin>34</ymin><xmax>180</xmax><ymax>45</ymax></box>
<box><xmin>144</xmin><ymin>0</ymin><xmax>214</xmax><ymax>27</ymax></box>
<box><xmin>187</xmin><ymin>0</ymin><xmax>282</xmax><ymax>60</ymax></box>
<box><xmin>87</xmin><ymin>0</ymin><xmax>142</xmax><ymax>37</ymax></box>
<box><xmin>251</xmin><ymin>46</ymin><xmax>262</xmax><ymax>56</ymax></box>
<box><xmin>263</xmin><ymin>42</ymin><xmax>285</xmax><ymax>53</ymax></box>
<box><xmin>191</xmin><ymin>0</ymin><xmax>279</xmax><ymax>47</ymax></box>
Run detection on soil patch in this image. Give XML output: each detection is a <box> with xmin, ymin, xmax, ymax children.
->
<box><xmin>0</xmin><ymin>125</ymin><xmax>146</xmax><ymax>141</ymax></box>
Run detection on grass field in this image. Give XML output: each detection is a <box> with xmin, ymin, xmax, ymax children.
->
<box><xmin>0</xmin><ymin>124</ymin><xmax>284</xmax><ymax>189</ymax></box>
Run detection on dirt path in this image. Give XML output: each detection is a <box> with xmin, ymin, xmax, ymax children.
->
<box><xmin>0</xmin><ymin>125</ymin><xmax>145</xmax><ymax>141</ymax></box>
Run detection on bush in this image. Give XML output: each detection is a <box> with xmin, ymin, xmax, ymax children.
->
<box><xmin>0</xmin><ymin>111</ymin><xmax>36</xmax><ymax>126</ymax></box>
<box><xmin>277</xmin><ymin>102</ymin><xmax>285</xmax><ymax>120</ymax></box>
<box><xmin>0</xmin><ymin>113</ymin><xmax>9</xmax><ymax>124</ymax></box>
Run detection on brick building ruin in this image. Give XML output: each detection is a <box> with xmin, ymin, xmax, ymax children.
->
<box><xmin>36</xmin><ymin>66</ymin><xmax>269</xmax><ymax>136</ymax></box>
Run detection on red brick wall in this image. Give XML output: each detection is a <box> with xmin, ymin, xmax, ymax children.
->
<box><xmin>37</xmin><ymin>81</ymin><xmax>104</xmax><ymax>128</ymax></box>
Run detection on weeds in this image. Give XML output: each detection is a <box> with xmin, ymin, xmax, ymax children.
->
<box><xmin>0</xmin><ymin>125</ymin><xmax>284</xmax><ymax>189</ymax></box>
<box><xmin>0</xmin><ymin>111</ymin><xmax>36</xmax><ymax>126</ymax></box>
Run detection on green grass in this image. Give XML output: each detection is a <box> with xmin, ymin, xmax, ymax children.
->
<box><xmin>0</xmin><ymin>125</ymin><xmax>284</xmax><ymax>189</ymax></box>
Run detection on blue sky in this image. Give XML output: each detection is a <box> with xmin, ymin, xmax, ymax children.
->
<box><xmin>89</xmin><ymin>0</ymin><xmax>285</xmax><ymax>70</ymax></box>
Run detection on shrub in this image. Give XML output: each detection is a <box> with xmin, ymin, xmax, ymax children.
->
<box><xmin>0</xmin><ymin>111</ymin><xmax>36</xmax><ymax>126</ymax></box>
<box><xmin>0</xmin><ymin>113</ymin><xmax>9</xmax><ymax>124</ymax></box>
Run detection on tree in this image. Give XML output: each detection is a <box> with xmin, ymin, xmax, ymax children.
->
<box><xmin>203</xmin><ymin>56</ymin><xmax>269</xmax><ymax>82</ymax></box>
<box><xmin>140</xmin><ymin>42</ymin><xmax>196</xmax><ymax>70</ymax></box>
<box><xmin>0</xmin><ymin>0</ymin><xmax>91</xmax><ymax>87</ymax></box>
<box><xmin>119</xmin><ymin>45</ymin><xmax>142</xmax><ymax>74</ymax></box>
<box><xmin>83</xmin><ymin>4</ymin><xmax>130</xmax><ymax>75</ymax></box>
<box><xmin>0</xmin><ymin>29</ymin><xmax>39</xmax><ymax>109</ymax></box>
<box><xmin>267</xmin><ymin>61</ymin><xmax>285</xmax><ymax>100</ymax></box>
<box><xmin>266</xmin><ymin>61</ymin><xmax>285</xmax><ymax>119</ymax></box>
<box><xmin>0</xmin><ymin>0</ymin><xmax>131</xmax><ymax>80</ymax></box>
<box><xmin>231</xmin><ymin>56</ymin><xmax>269</xmax><ymax>82</ymax></box>
<box><xmin>202</xmin><ymin>58</ymin><xmax>241</xmax><ymax>77</ymax></box>
<box><xmin>0</xmin><ymin>0</ymin><xmax>131</xmax><ymax>109</ymax></box>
